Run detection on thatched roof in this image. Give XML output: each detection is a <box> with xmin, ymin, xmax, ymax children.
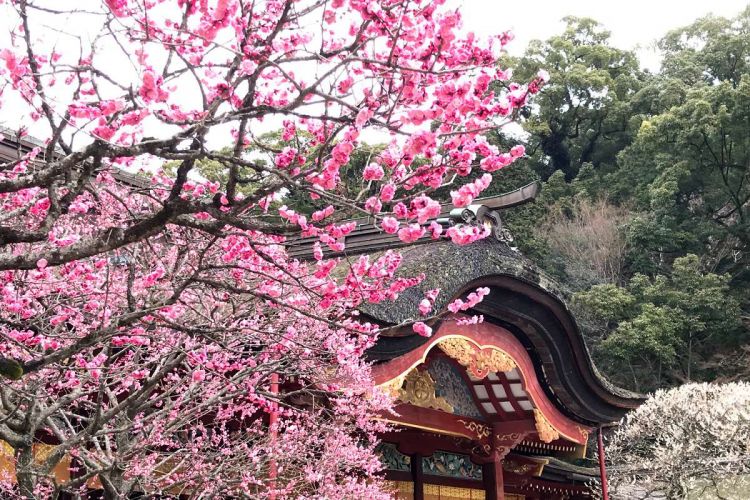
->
<box><xmin>356</xmin><ymin>237</ymin><xmax>549</xmax><ymax>325</ymax></box>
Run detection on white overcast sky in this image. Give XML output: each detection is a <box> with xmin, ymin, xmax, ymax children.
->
<box><xmin>3</xmin><ymin>0</ymin><xmax>750</xmax><ymax>151</ymax></box>
<box><xmin>456</xmin><ymin>0</ymin><xmax>750</xmax><ymax>70</ymax></box>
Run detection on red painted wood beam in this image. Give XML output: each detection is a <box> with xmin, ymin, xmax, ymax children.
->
<box><xmin>385</xmin><ymin>404</ymin><xmax>493</xmax><ymax>451</ymax></box>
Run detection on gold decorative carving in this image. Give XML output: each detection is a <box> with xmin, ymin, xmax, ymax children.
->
<box><xmin>438</xmin><ymin>338</ymin><xmax>476</xmax><ymax>366</ymax></box>
<box><xmin>496</xmin><ymin>432</ymin><xmax>522</xmax><ymax>442</ymax></box>
<box><xmin>438</xmin><ymin>338</ymin><xmax>516</xmax><ymax>379</ymax></box>
<box><xmin>397</xmin><ymin>370</ymin><xmax>453</xmax><ymax>413</ymax></box>
<box><xmin>457</xmin><ymin>419</ymin><xmax>491</xmax><ymax>440</ymax></box>
<box><xmin>379</xmin><ymin>373</ymin><xmax>407</xmax><ymax>398</ymax></box>
<box><xmin>576</xmin><ymin>425</ymin><xmax>590</xmax><ymax>442</ymax></box>
<box><xmin>473</xmin><ymin>349</ymin><xmax>515</xmax><ymax>377</ymax></box>
<box><xmin>533</xmin><ymin>409</ymin><xmax>560</xmax><ymax>443</ymax></box>
<box><xmin>503</xmin><ymin>459</ymin><xmax>536</xmax><ymax>475</ymax></box>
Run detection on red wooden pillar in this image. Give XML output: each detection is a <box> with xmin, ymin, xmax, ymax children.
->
<box><xmin>482</xmin><ymin>458</ymin><xmax>505</xmax><ymax>500</ymax></box>
<box><xmin>598</xmin><ymin>426</ymin><xmax>610</xmax><ymax>500</ymax></box>
<box><xmin>411</xmin><ymin>453</ymin><xmax>424</xmax><ymax>500</ymax></box>
<box><xmin>485</xmin><ymin>421</ymin><xmax>530</xmax><ymax>500</ymax></box>
<box><xmin>268</xmin><ymin>373</ymin><xmax>279</xmax><ymax>500</ymax></box>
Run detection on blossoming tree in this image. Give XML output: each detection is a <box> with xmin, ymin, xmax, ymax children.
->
<box><xmin>607</xmin><ymin>382</ymin><xmax>750</xmax><ymax>499</ymax></box>
<box><xmin>0</xmin><ymin>0</ymin><xmax>543</xmax><ymax>497</ymax></box>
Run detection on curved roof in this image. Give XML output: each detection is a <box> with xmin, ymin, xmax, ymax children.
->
<box><xmin>361</xmin><ymin>238</ymin><xmax>643</xmax><ymax>426</ymax></box>
<box><xmin>284</xmin><ymin>185</ymin><xmax>644</xmax><ymax>426</ymax></box>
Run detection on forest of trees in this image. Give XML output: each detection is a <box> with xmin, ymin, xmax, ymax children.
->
<box><xmin>496</xmin><ymin>12</ymin><xmax>750</xmax><ymax>392</ymax></box>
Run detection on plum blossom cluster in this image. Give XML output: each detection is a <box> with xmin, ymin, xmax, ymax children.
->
<box><xmin>607</xmin><ymin>382</ymin><xmax>750</xmax><ymax>499</ymax></box>
<box><xmin>0</xmin><ymin>174</ymin><xmax>397</xmax><ymax>498</ymax></box>
<box><xmin>448</xmin><ymin>287</ymin><xmax>491</xmax><ymax>314</ymax></box>
<box><xmin>413</xmin><ymin>287</ymin><xmax>490</xmax><ymax>336</ymax></box>
<box><xmin>0</xmin><ymin>0</ymin><xmax>538</xmax><ymax>497</ymax></box>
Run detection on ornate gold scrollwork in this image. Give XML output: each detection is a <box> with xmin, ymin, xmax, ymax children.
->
<box><xmin>457</xmin><ymin>419</ymin><xmax>491</xmax><ymax>440</ymax></box>
<box><xmin>496</xmin><ymin>432</ymin><xmax>522</xmax><ymax>442</ymax></box>
<box><xmin>438</xmin><ymin>338</ymin><xmax>476</xmax><ymax>367</ymax></box>
<box><xmin>533</xmin><ymin>409</ymin><xmax>561</xmax><ymax>443</ymax></box>
<box><xmin>576</xmin><ymin>425</ymin><xmax>590</xmax><ymax>442</ymax></box>
<box><xmin>473</xmin><ymin>349</ymin><xmax>515</xmax><ymax>377</ymax></box>
<box><xmin>438</xmin><ymin>338</ymin><xmax>516</xmax><ymax>379</ymax></box>
<box><xmin>397</xmin><ymin>370</ymin><xmax>453</xmax><ymax>413</ymax></box>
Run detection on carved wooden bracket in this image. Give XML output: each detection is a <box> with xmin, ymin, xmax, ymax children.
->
<box><xmin>493</xmin><ymin>431</ymin><xmax>529</xmax><ymax>461</ymax></box>
<box><xmin>533</xmin><ymin>409</ymin><xmax>561</xmax><ymax>443</ymax></box>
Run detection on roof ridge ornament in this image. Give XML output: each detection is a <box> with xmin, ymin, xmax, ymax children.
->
<box><xmin>448</xmin><ymin>204</ymin><xmax>510</xmax><ymax>242</ymax></box>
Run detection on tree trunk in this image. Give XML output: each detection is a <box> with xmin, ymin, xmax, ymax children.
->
<box><xmin>16</xmin><ymin>445</ymin><xmax>37</xmax><ymax>500</ymax></box>
<box><xmin>101</xmin><ymin>464</ymin><xmax>135</xmax><ymax>500</ymax></box>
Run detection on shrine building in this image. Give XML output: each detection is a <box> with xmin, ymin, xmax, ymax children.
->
<box><xmin>289</xmin><ymin>183</ymin><xmax>644</xmax><ymax>500</ymax></box>
<box><xmin>0</xmin><ymin>127</ymin><xmax>643</xmax><ymax>499</ymax></box>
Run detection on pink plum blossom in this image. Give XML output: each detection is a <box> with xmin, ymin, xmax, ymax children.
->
<box><xmin>413</xmin><ymin>322</ymin><xmax>433</xmax><ymax>337</ymax></box>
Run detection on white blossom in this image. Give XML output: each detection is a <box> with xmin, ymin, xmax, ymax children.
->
<box><xmin>607</xmin><ymin>382</ymin><xmax>750</xmax><ymax>499</ymax></box>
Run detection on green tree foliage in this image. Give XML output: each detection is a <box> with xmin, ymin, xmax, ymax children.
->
<box><xmin>660</xmin><ymin>8</ymin><xmax>750</xmax><ymax>88</ymax></box>
<box><xmin>574</xmin><ymin>255</ymin><xmax>741</xmax><ymax>391</ymax></box>
<box><xmin>507</xmin><ymin>17</ymin><xmax>646</xmax><ymax>181</ymax></box>
<box><xmin>615</xmin><ymin>75</ymin><xmax>750</xmax><ymax>280</ymax></box>
<box><xmin>610</xmin><ymin>9</ymin><xmax>750</xmax><ymax>283</ymax></box>
<box><xmin>495</xmin><ymin>11</ymin><xmax>750</xmax><ymax>391</ymax></box>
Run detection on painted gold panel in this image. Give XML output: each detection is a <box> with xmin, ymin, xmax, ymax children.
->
<box><xmin>386</xmin><ymin>480</ymin><xmax>415</xmax><ymax>500</ymax></box>
<box><xmin>424</xmin><ymin>483</ymin><xmax>485</xmax><ymax>499</ymax></box>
